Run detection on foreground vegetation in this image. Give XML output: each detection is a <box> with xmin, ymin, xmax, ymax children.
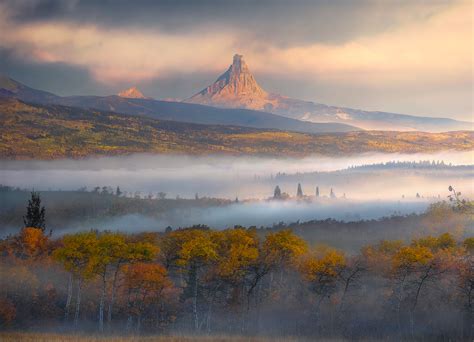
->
<box><xmin>1</xmin><ymin>97</ymin><xmax>473</xmax><ymax>159</ymax></box>
<box><xmin>0</xmin><ymin>197</ymin><xmax>472</xmax><ymax>340</ymax></box>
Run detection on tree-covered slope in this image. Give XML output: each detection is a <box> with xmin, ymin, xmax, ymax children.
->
<box><xmin>1</xmin><ymin>98</ymin><xmax>473</xmax><ymax>160</ymax></box>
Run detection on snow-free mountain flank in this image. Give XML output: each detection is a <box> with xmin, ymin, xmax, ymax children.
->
<box><xmin>186</xmin><ymin>55</ymin><xmax>472</xmax><ymax>132</ymax></box>
<box><xmin>187</xmin><ymin>54</ymin><xmax>277</xmax><ymax>111</ymax></box>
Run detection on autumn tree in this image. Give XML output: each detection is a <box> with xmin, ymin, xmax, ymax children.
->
<box><xmin>390</xmin><ymin>234</ymin><xmax>457</xmax><ymax>336</ymax></box>
<box><xmin>249</xmin><ymin>230</ymin><xmax>307</xmax><ymax>317</ymax></box>
<box><xmin>124</xmin><ymin>262</ymin><xmax>172</xmax><ymax>333</ymax></box>
<box><xmin>175</xmin><ymin>229</ymin><xmax>218</xmax><ymax>331</ymax></box>
<box><xmin>262</xmin><ymin>229</ymin><xmax>307</xmax><ymax>271</ymax></box>
<box><xmin>53</xmin><ymin>231</ymin><xmax>98</xmax><ymax>326</ymax></box>
<box><xmin>14</xmin><ymin>227</ymin><xmax>49</xmax><ymax>260</ymax></box>
<box><xmin>211</xmin><ymin>228</ymin><xmax>259</xmax><ymax>332</ymax></box>
<box><xmin>299</xmin><ymin>247</ymin><xmax>346</xmax><ymax>315</ymax></box>
<box><xmin>90</xmin><ymin>232</ymin><xmax>127</xmax><ymax>333</ymax></box>
<box><xmin>107</xmin><ymin>239</ymin><xmax>157</xmax><ymax>326</ymax></box>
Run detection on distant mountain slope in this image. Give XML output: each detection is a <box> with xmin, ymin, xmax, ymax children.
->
<box><xmin>1</xmin><ymin>97</ymin><xmax>472</xmax><ymax>160</ymax></box>
<box><xmin>0</xmin><ymin>75</ymin><xmax>59</xmax><ymax>103</ymax></box>
<box><xmin>0</xmin><ymin>75</ymin><xmax>359</xmax><ymax>134</ymax></box>
<box><xmin>186</xmin><ymin>55</ymin><xmax>472</xmax><ymax>132</ymax></box>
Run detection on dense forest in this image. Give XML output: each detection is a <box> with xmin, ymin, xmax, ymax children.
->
<box><xmin>0</xmin><ymin>192</ymin><xmax>472</xmax><ymax>340</ymax></box>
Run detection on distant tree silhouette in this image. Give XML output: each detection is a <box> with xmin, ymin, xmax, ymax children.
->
<box><xmin>297</xmin><ymin>183</ymin><xmax>303</xmax><ymax>198</ymax></box>
<box><xmin>116</xmin><ymin>186</ymin><xmax>122</xmax><ymax>197</ymax></box>
<box><xmin>330</xmin><ymin>188</ymin><xmax>336</xmax><ymax>199</ymax></box>
<box><xmin>23</xmin><ymin>191</ymin><xmax>46</xmax><ymax>231</ymax></box>
<box><xmin>274</xmin><ymin>185</ymin><xmax>282</xmax><ymax>198</ymax></box>
<box><xmin>316</xmin><ymin>186</ymin><xmax>320</xmax><ymax>197</ymax></box>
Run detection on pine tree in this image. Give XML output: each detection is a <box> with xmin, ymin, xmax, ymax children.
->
<box><xmin>297</xmin><ymin>183</ymin><xmax>303</xmax><ymax>198</ymax></box>
<box><xmin>23</xmin><ymin>191</ymin><xmax>46</xmax><ymax>231</ymax></box>
<box><xmin>316</xmin><ymin>186</ymin><xmax>320</xmax><ymax>197</ymax></box>
<box><xmin>274</xmin><ymin>185</ymin><xmax>282</xmax><ymax>198</ymax></box>
<box><xmin>116</xmin><ymin>186</ymin><xmax>122</xmax><ymax>197</ymax></box>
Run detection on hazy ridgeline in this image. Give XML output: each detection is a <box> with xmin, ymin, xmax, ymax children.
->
<box><xmin>0</xmin><ymin>200</ymin><xmax>472</xmax><ymax>340</ymax></box>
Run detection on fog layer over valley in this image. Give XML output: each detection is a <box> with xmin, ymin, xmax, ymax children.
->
<box><xmin>1</xmin><ymin>151</ymin><xmax>472</xmax><ymax>199</ymax></box>
<box><xmin>1</xmin><ymin>151</ymin><xmax>472</xmax><ymax>236</ymax></box>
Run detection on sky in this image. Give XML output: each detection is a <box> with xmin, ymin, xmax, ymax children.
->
<box><xmin>0</xmin><ymin>0</ymin><xmax>472</xmax><ymax>120</ymax></box>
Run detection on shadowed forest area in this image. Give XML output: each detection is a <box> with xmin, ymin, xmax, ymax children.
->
<box><xmin>0</xmin><ymin>191</ymin><xmax>472</xmax><ymax>340</ymax></box>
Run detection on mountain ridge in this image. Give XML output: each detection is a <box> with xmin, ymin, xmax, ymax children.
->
<box><xmin>185</xmin><ymin>55</ymin><xmax>472</xmax><ymax>132</ymax></box>
<box><xmin>0</xmin><ymin>75</ymin><xmax>359</xmax><ymax>134</ymax></box>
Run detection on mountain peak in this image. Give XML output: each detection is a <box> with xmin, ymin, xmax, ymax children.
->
<box><xmin>186</xmin><ymin>54</ymin><xmax>275</xmax><ymax>110</ymax></box>
<box><xmin>118</xmin><ymin>86</ymin><xmax>148</xmax><ymax>99</ymax></box>
<box><xmin>231</xmin><ymin>54</ymin><xmax>246</xmax><ymax>73</ymax></box>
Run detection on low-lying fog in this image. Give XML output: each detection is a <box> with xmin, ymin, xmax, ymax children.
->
<box><xmin>1</xmin><ymin>151</ymin><xmax>472</xmax><ymax>199</ymax></box>
<box><xmin>59</xmin><ymin>199</ymin><xmax>432</xmax><ymax>234</ymax></box>
<box><xmin>1</xmin><ymin>151</ymin><xmax>472</xmax><ymax>233</ymax></box>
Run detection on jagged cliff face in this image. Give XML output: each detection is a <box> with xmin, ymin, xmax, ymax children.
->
<box><xmin>187</xmin><ymin>54</ymin><xmax>279</xmax><ymax>110</ymax></box>
<box><xmin>118</xmin><ymin>86</ymin><xmax>148</xmax><ymax>99</ymax></box>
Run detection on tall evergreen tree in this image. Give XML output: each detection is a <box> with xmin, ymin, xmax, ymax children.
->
<box><xmin>297</xmin><ymin>183</ymin><xmax>303</xmax><ymax>198</ymax></box>
<box><xmin>316</xmin><ymin>186</ymin><xmax>320</xmax><ymax>197</ymax></box>
<box><xmin>23</xmin><ymin>191</ymin><xmax>46</xmax><ymax>231</ymax></box>
<box><xmin>274</xmin><ymin>185</ymin><xmax>282</xmax><ymax>198</ymax></box>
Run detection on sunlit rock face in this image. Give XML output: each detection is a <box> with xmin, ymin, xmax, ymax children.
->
<box><xmin>187</xmin><ymin>54</ymin><xmax>280</xmax><ymax>111</ymax></box>
<box><xmin>118</xmin><ymin>86</ymin><xmax>148</xmax><ymax>99</ymax></box>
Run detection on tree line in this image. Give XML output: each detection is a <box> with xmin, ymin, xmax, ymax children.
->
<box><xmin>0</xmin><ymin>227</ymin><xmax>472</xmax><ymax>338</ymax></box>
<box><xmin>0</xmin><ymin>190</ymin><xmax>472</xmax><ymax>339</ymax></box>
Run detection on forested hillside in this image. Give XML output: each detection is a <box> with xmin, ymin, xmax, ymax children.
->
<box><xmin>1</xmin><ymin>98</ymin><xmax>473</xmax><ymax>159</ymax></box>
<box><xmin>0</xmin><ymin>195</ymin><xmax>472</xmax><ymax>339</ymax></box>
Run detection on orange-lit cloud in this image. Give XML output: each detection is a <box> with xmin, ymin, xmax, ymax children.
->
<box><xmin>0</xmin><ymin>0</ymin><xmax>471</xmax><ymax>119</ymax></box>
<box><xmin>0</xmin><ymin>1</ymin><xmax>471</xmax><ymax>86</ymax></box>
<box><xmin>246</xmin><ymin>0</ymin><xmax>471</xmax><ymax>86</ymax></box>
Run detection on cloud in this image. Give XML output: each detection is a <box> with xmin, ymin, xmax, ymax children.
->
<box><xmin>247</xmin><ymin>1</ymin><xmax>471</xmax><ymax>85</ymax></box>
<box><xmin>0</xmin><ymin>1</ymin><xmax>470</xmax><ymax>85</ymax></box>
<box><xmin>0</xmin><ymin>0</ymin><xmax>471</xmax><ymax>118</ymax></box>
<box><xmin>0</xmin><ymin>17</ymin><xmax>235</xmax><ymax>83</ymax></box>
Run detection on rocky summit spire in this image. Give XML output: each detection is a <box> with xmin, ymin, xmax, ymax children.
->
<box><xmin>186</xmin><ymin>54</ymin><xmax>275</xmax><ymax>110</ymax></box>
<box><xmin>118</xmin><ymin>86</ymin><xmax>147</xmax><ymax>99</ymax></box>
